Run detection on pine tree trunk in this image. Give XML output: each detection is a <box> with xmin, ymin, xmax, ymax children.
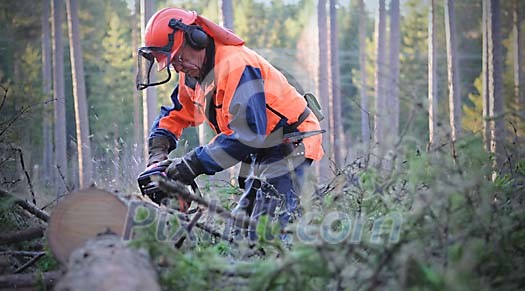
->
<box><xmin>387</xmin><ymin>0</ymin><xmax>400</xmax><ymax>145</ymax></box>
<box><xmin>318</xmin><ymin>0</ymin><xmax>331</xmax><ymax>180</ymax></box>
<box><xmin>374</xmin><ymin>0</ymin><xmax>387</xmax><ymax>155</ymax></box>
<box><xmin>132</xmin><ymin>0</ymin><xmax>143</xmax><ymax>163</ymax></box>
<box><xmin>358</xmin><ymin>0</ymin><xmax>370</xmax><ymax>145</ymax></box>
<box><xmin>141</xmin><ymin>0</ymin><xmax>157</xmax><ymax>161</ymax></box>
<box><xmin>513</xmin><ymin>0</ymin><xmax>524</xmax><ymax>136</ymax></box>
<box><xmin>220</xmin><ymin>0</ymin><xmax>234</xmax><ymax>31</ymax></box>
<box><xmin>487</xmin><ymin>0</ymin><xmax>505</xmax><ymax>174</ymax></box>
<box><xmin>66</xmin><ymin>0</ymin><xmax>92</xmax><ymax>189</ymax></box>
<box><xmin>42</xmin><ymin>0</ymin><xmax>54</xmax><ymax>185</ymax></box>
<box><xmin>482</xmin><ymin>0</ymin><xmax>491</xmax><ymax>151</ymax></box>
<box><xmin>51</xmin><ymin>0</ymin><xmax>68</xmax><ymax>195</ymax></box>
<box><xmin>444</xmin><ymin>0</ymin><xmax>462</xmax><ymax>142</ymax></box>
<box><xmin>428</xmin><ymin>0</ymin><xmax>439</xmax><ymax>149</ymax></box>
<box><xmin>330</xmin><ymin>0</ymin><xmax>345</xmax><ymax>166</ymax></box>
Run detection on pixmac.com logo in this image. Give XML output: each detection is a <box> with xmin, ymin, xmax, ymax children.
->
<box><xmin>295</xmin><ymin>211</ymin><xmax>403</xmax><ymax>244</ymax></box>
<box><xmin>122</xmin><ymin>200</ymin><xmax>404</xmax><ymax>245</ymax></box>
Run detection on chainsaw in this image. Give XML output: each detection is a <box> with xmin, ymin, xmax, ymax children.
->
<box><xmin>137</xmin><ymin>164</ymin><xmax>196</xmax><ymax>212</ymax></box>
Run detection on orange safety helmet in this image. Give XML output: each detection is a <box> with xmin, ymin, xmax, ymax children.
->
<box><xmin>136</xmin><ymin>7</ymin><xmax>244</xmax><ymax>90</ymax></box>
<box><xmin>144</xmin><ymin>8</ymin><xmax>198</xmax><ymax>71</ymax></box>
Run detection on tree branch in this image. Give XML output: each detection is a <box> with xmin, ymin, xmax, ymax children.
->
<box><xmin>157</xmin><ymin>177</ymin><xmax>257</xmax><ymax>229</ymax></box>
<box><xmin>16</xmin><ymin>148</ymin><xmax>36</xmax><ymax>205</ymax></box>
<box><xmin>56</xmin><ymin>164</ymin><xmax>72</xmax><ymax>194</ymax></box>
<box><xmin>14</xmin><ymin>252</ymin><xmax>46</xmax><ymax>273</ymax></box>
<box><xmin>0</xmin><ymin>85</ymin><xmax>7</xmax><ymax>112</ymax></box>
<box><xmin>0</xmin><ymin>251</ymin><xmax>46</xmax><ymax>257</ymax></box>
<box><xmin>0</xmin><ymin>189</ymin><xmax>50</xmax><ymax>222</ymax></box>
<box><xmin>0</xmin><ymin>105</ymin><xmax>31</xmax><ymax>139</ymax></box>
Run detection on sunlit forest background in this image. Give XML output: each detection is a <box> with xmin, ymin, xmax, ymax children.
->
<box><xmin>1</xmin><ymin>0</ymin><xmax>524</xmax><ymax>290</ymax></box>
<box><xmin>1</xmin><ymin>0</ymin><xmax>523</xmax><ymax>192</ymax></box>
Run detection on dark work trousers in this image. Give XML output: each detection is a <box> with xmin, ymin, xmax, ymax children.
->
<box><xmin>229</xmin><ymin>142</ymin><xmax>312</xmax><ymax>241</ymax></box>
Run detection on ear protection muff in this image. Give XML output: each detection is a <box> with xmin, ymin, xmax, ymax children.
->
<box><xmin>184</xmin><ymin>26</ymin><xmax>209</xmax><ymax>50</ymax></box>
<box><xmin>169</xmin><ymin>18</ymin><xmax>209</xmax><ymax>50</ymax></box>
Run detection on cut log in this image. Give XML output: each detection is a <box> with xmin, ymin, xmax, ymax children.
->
<box><xmin>47</xmin><ymin>187</ymin><xmax>161</xmax><ymax>290</ymax></box>
<box><xmin>54</xmin><ymin>234</ymin><xmax>160</xmax><ymax>291</ymax></box>
<box><xmin>47</xmin><ymin>187</ymin><xmax>129</xmax><ymax>264</ymax></box>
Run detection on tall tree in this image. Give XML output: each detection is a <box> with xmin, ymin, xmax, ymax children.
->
<box><xmin>318</xmin><ymin>0</ymin><xmax>331</xmax><ymax>178</ymax></box>
<box><xmin>220</xmin><ymin>0</ymin><xmax>234</xmax><ymax>31</ymax></box>
<box><xmin>428</xmin><ymin>0</ymin><xmax>439</xmax><ymax>149</ymax></box>
<box><xmin>330</xmin><ymin>0</ymin><xmax>344</xmax><ymax>166</ymax></box>
<box><xmin>41</xmin><ymin>0</ymin><xmax>53</xmax><ymax>184</ymax></box>
<box><xmin>358</xmin><ymin>0</ymin><xmax>369</xmax><ymax>145</ymax></box>
<box><xmin>51</xmin><ymin>0</ymin><xmax>67</xmax><ymax>195</ymax></box>
<box><xmin>513</xmin><ymin>0</ymin><xmax>524</xmax><ymax>133</ymax></box>
<box><xmin>66</xmin><ymin>0</ymin><xmax>92</xmax><ymax>189</ymax></box>
<box><xmin>132</xmin><ymin>0</ymin><xmax>143</xmax><ymax>160</ymax></box>
<box><xmin>141</xmin><ymin>0</ymin><xmax>157</xmax><ymax>161</ymax></box>
<box><xmin>482</xmin><ymin>0</ymin><xmax>491</xmax><ymax>151</ymax></box>
<box><xmin>444</xmin><ymin>0</ymin><xmax>462</xmax><ymax>142</ymax></box>
<box><xmin>374</xmin><ymin>0</ymin><xmax>387</xmax><ymax>153</ymax></box>
<box><xmin>387</xmin><ymin>0</ymin><xmax>400</xmax><ymax>143</ymax></box>
<box><xmin>487</xmin><ymin>0</ymin><xmax>505</xmax><ymax>173</ymax></box>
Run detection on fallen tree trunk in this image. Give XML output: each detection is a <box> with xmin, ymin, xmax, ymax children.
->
<box><xmin>47</xmin><ymin>187</ymin><xmax>161</xmax><ymax>290</ymax></box>
<box><xmin>0</xmin><ymin>226</ymin><xmax>44</xmax><ymax>245</ymax></box>
<box><xmin>54</xmin><ymin>234</ymin><xmax>160</xmax><ymax>291</ymax></box>
<box><xmin>0</xmin><ymin>270</ymin><xmax>62</xmax><ymax>289</ymax></box>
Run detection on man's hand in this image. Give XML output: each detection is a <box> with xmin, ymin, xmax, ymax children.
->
<box><xmin>166</xmin><ymin>151</ymin><xmax>205</xmax><ymax>185</ymax></box>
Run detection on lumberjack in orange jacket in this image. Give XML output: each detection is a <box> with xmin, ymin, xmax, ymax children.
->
<box><xmin>137</xmin><ymin>7</ymin><xmax>324</xmax><ymax>239</ymax></box>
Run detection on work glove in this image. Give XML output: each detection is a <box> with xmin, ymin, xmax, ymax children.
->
<box><xmin>147</xmin><ymin>136</ymin><xmax>174</xmax><ymax>166</ymax></box>
<box><xmin>166</xmin><ymin>150</ymin><xmax>205</xmax><ymax>185</ymax></box>
<box><xmin>138</xmin><ymin>161</ymin><xmax>168</xmax><ymax>179</ymax></box>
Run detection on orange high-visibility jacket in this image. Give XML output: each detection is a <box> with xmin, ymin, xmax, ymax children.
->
<box><xmin>150</xmin><ymin>43</ymin><xmax>324</xmax><ymax>174</ymax></box>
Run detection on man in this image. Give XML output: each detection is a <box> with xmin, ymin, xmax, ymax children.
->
<box><xmin>136</xmin><ymin>7</ymin><xmax>324</xmax><ymax>240</ymax></box>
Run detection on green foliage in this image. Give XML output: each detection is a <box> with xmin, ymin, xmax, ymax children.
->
<box><xmin>85</xmin><ymin>0</ymin><xmax>135</xmax><ymax>155</ymax></box>
<box><xmin>463</xmin><ymin>76</ymin><xmax>484</xmax><ymax>133</ymax></box>
<box><xmin>127</xmin><ymin>137</ymin><xmax>525</xmax><ymax>290</ymax></box>
<box><xmin>234</xmin><ymin>0</ymin><xmax>307</xmax><ymax>49</ymax></box>
<box><xmin>35</xmin><ymin>251</ymin><xmax>60</xmax><ymax>272</ymax></box>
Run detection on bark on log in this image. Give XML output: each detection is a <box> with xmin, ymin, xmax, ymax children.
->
<box><xmin>0</xmin><ymin>270</ymin><xmax>62</xmax><ymax>289</ymax></box>
<box><xmin>0</xmin><ymin>226</ymin><xmax>44</xmax><ymax>245</ymax></box>
<box><xmin>54</xmin><ymin>234</ymin><xmax>160</xmax><ymax>291</ymax></box>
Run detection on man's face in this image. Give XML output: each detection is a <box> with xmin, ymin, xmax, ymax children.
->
<box><xmin>172</xmin><ymin>41</ymin><xmax>206</xmax><ymax>78</ymax></box>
